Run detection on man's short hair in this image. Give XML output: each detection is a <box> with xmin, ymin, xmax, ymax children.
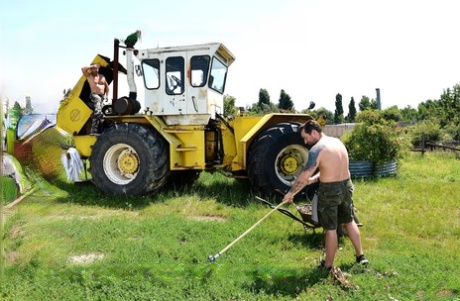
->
<box><xmin>300</xmin><ymin>119</ymin><xmax>322</xmax><ymax>134</ymax></box>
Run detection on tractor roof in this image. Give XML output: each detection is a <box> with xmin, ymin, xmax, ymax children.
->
<box><xmin>136</xmin><ymin>42</ymin><xmax>235</xmax><ymax>66</ymax></box>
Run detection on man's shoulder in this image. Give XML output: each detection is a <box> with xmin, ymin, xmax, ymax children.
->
<box><xmin>315</xmin><ymin>136</ymin><xmax>344</xmax><ymax>153</ymax></box>
<box><xmin>323</xmin><ymin>135</ymin><xmax>343</xmax><ymax>145</ymax></box>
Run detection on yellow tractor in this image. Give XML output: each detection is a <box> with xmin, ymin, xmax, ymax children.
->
<box><xmin>56</xmin><ymin>37</ymin><xmax>314</xmax><ymax>198</ymax></box>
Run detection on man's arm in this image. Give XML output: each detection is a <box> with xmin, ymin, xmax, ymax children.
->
<box><xmin>103</xmin><ymin>78</ymin><xmax>110</xmax><ymax>97</ymax></box>
<box><xmin>283</xmin><ymin>145</ymin><xmax>322</xmax><ymax>202</ymax></box>
<box><xmin>81</xmin><ymin>65</ymin><xmax>94</xmax><ymax>78</ymax></box>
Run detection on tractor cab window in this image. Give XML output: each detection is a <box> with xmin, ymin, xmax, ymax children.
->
<box><xmin>190</xmin><ymin>55</ymin><xmax>210</xmax><ymax>87</ymax></box>
<box><xmin>165</xmin><ymin>56</ymin><xmax>184</xmax><ymax>95</ymax></box>
<box><xmin>208</xmin><ymin>57</ymin><xmax>228</xmax><ymax>94</ymax></box>
<box><xmin>142</xmin><ymin>59</ymin><xmax>160</xmax><ymax>89</ymax></box>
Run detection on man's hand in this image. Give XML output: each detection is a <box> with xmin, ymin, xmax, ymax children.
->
<box><xmin>282</xmin><ymin>192</ymin><xmax>294</xmax><ymax>203</ymax></box>
<box><xmin>306</xmin><ymin>173</ymin><xmax>320</xmax><ymax>186</ymax></box>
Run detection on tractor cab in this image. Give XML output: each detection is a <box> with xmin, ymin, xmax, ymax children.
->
<box><xmin>125</xmin><ymin>43</ymin><xmax>235</xmax><ymax>126</ymax></box>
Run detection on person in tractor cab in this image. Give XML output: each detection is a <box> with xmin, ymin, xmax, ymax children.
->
<box><xmin>81</xmin><ymin>63</ymin><xmax>109</xmax><ymax>135</ymax></box>
<box><xmin>282</xmin><ymin>120</ymin><xmax>368</xmax><ymax>271</ymax></box>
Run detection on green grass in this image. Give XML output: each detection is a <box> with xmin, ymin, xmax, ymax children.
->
<box><xmin>1</xmin><ymin>177</ymin><xmax>19</xmax><ymax>205</ymax></box>
<box><xmin>1</xmin><ymin>152</ymin><xmax>460</xmax><ymax>300</ymax></box>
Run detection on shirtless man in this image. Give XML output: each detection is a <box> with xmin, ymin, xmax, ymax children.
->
<box><xmin>283</xmin><ymin>120</ymin><xmax>368</xmax><ymax>270</ymax></box>
<box><xmin>81</xmin><ymin>64</ymin><xmax>109</xmax><ymax>135</ymax></box>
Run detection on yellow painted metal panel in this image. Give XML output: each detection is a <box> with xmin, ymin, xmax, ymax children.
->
<box><xmin>74</xmin><ymin>135</ymin><xmax>97</xmax><ymax>158</ymax></box>
<box><xmin>220</xmin><ymin>122</ymin><xmax>237</xmax><ymax>170</ymax></box>
<box><xmin>142</xmin><ymin>116</ymin><xmax>205</xmax><ymax>170</ymax></box>
<box><xmin>57</xmin><ymin>95</ymin><xmax>93</xmax><ymax>135</ymax></box>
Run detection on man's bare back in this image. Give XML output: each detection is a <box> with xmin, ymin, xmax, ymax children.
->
<box><xmin>283</xmin><ymin>123</ymin><xmax>351</xmax><ymax>201</ymax></box>
<box><xmin>314</xmin><ymin>135</ymin><xmax>350</xmax><ymax>183</ymax></box>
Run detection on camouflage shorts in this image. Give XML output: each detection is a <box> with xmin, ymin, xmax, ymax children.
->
<box><xmin>90</xmin><ymin>93</ymin><xmax>105</xmax><ymax>116</ymax></box>
<box><xmin>317</xmin><ymin>179</ymin><xmax>354</xmax><ymax>230</ymax></box>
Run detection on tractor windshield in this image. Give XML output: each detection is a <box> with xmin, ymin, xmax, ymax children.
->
<box><xmin>208</xmin><ymin>57</ymin><xmax>228</xmax><ymax>94</ymax></box>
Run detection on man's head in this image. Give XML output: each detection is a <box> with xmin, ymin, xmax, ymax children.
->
<box><xmin>300</xmin><ymin>120</ymin><xmax>323</xmax><ymax>147</ymax></box>
<box><xmin>91</xmin><ymin>64</ymin><xmax>100</xmax><ymax>74</ymax></box>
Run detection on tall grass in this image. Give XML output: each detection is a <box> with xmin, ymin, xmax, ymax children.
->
<box><xmin>1</xmin><ymin>152</ymin><xmax>459</xmax><ymax>300</ymax></box>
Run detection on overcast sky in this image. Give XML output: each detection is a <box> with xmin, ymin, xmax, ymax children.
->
<box><xmin>1</xmin><ymin>0</ymin><xmax>460</xmax><ymax>115</ymax></box>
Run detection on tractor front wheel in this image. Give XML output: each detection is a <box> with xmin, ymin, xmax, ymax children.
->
<box><xmin>90</xmin><ymin>123</ymin><xmax>169</xmax><ymax>196</ymax></box>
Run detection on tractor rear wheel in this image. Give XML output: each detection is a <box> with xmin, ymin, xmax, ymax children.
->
<box><xmin>90</xmin><ymin>123</ymin><xmax>169</xmax><ymax>196</ymax></box>
<box><xmin>248</xmin><ymin>122</ymin><xmax>314</xmax><ymax>200</ymax></box>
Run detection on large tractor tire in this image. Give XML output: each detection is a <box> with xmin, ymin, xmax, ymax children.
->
<box><xmin>248</xmin><ymin>122</ymin><xmax>315</xmax><ymax>201</ymax></box>
<box><xmin>89</xmin><ymin>123</ymin><xmax>169</xmax><ymax>196</ymax></box>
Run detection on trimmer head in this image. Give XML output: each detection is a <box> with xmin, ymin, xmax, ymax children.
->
<box><xmin>208</xmin><ymin>253</ymin><xmax>220</xmax><ymax>264</ymax></box>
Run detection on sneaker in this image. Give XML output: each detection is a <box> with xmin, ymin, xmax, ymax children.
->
<box><xmin>318</xmin><ymin>260</ymin><xmax>332</xmax><ymax>271</ymax></box>
<box><xmin>356</xmin><ymin>254</ymin><xmax>369</xmax><ymax>265</ymax></box>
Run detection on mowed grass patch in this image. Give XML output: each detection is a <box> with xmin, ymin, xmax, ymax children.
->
<box><xmin>1</xmin><ymin>152</ymin><xmax>460</xmax><ymax>300</ymax></box>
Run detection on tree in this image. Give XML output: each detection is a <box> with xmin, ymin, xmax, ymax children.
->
<box><xmin>8</xmin><ymin>101</ymin><xmax>23</xmax><ymax>127</ymax></box>
<box><xmin>311</xmin><ymin>107</ymin><xmax>334</xmax><ymax>125</ymax></box>
<box><xmin>358</xmin><ymin>95</ymin><xmax>378</xmax><ymax>111</ymax></box>
<box><xmin>278</xmin><ymin>89</ymin><xmax>294</xmax><ymax>111</ymax></box>
<box><xmin>382</xmin><ymin>105</ymin><xmax>402</xmax><ymax>122</ymax></box>
<box><xmin>334</xmin><ymin>93</ymin><xmax>344</xmax><ymax>124</ymax></box>
<box><xmin>223</xmin><ymin>94</ymin><xmax>238</xmax><ymax>118</ymax></box>
<box><xmin>258</xmin><ymin>88</ymin><xmax>270</xmax><ymax>107</ymax></box>
<box><xmin>417</xmin><ymin>102</ymin><xmax>431</xmax><ymax>121</ymax></box>
<box><xmin>416</xmin><ymin>84</ymin><xmax>460</xmax><ymax>141</ymax></box>
<box><xmin>400</xmin><ymin>105</ymin><xmax>418</xmax><ymax>122</ymax></box>
<box><xmin>437</xmin><ymin>84</ymin><xmax>460</xmax><ymax>128</ymax></box>
<box><xmin>359</xmin><ymin>96</ymin><xmax>370</xmax><ymax>111</ymax></box>
<box><xmin>347</xmin><ymin>97</ymin><xmax>357</xmax><ymax>123</ymax></box>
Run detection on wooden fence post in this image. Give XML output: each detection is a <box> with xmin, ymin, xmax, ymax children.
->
<box><xmin>421</xmin><ymin>133</ymin><xmax>425</xmax><ymax>156</ymax></box>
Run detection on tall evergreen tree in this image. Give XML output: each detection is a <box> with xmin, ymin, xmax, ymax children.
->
<box><xmin>347</xmin><ymin>97</ymin><xmax>357</xmax><ymax>122</ymax></box>
<box><xmin>258</xmin><ymin>88</ymin><xmax>270</xmax><ymax>106</ymax></box>
<box><xmin>334</xmin><ymin>93</ymin><xmax>344</xmax><ymax>124</ymax></box>
<box><xmin>9</xmin><ymin>101</ymin><xmax>23</xmax><ymax>127</ymax></box>
<box><xmin>278</xmin><ymin>89</ymin><xmax>294</xmax><ymax>111</ymax></box>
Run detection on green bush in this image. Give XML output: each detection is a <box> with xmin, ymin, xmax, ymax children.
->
<box><xmin>409</xmin><ymin>119</ymin><xmax>441</xmax><ymax>147</ymax></box>
<box><xmin>342</xmin><ymin>110</ymin><xmax>409</xmax><ymax>165</ymax></box>
<box><xmin>440</xmin><ymin>122</ymin><xmax>460</xmax><ymax>146</ymax></box>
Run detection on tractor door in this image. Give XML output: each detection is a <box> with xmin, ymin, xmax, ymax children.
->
<box><xmin>163</xmin><ymin>54</ymin><xmax>186</xmax><ymax>115</ymax></box>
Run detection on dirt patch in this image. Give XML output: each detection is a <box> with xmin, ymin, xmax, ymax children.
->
<box><xmin>7</xmin><ymin>251</ymin><xmax>20</xmax><ymax>265</ymax></box>
<box><xmin>8</xmin><ymin>222</ymin><xmax>25</xmax><ymax>240</ymax></box>
<box><xmin>188</xmin><ymin>215</ymin><xmax>227</xmax><ymax>222</ymax></box>
<box><xmin>68</xmin><ymin>253</ymin><xmax>105</xmax><ymax>264</ymax></box>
